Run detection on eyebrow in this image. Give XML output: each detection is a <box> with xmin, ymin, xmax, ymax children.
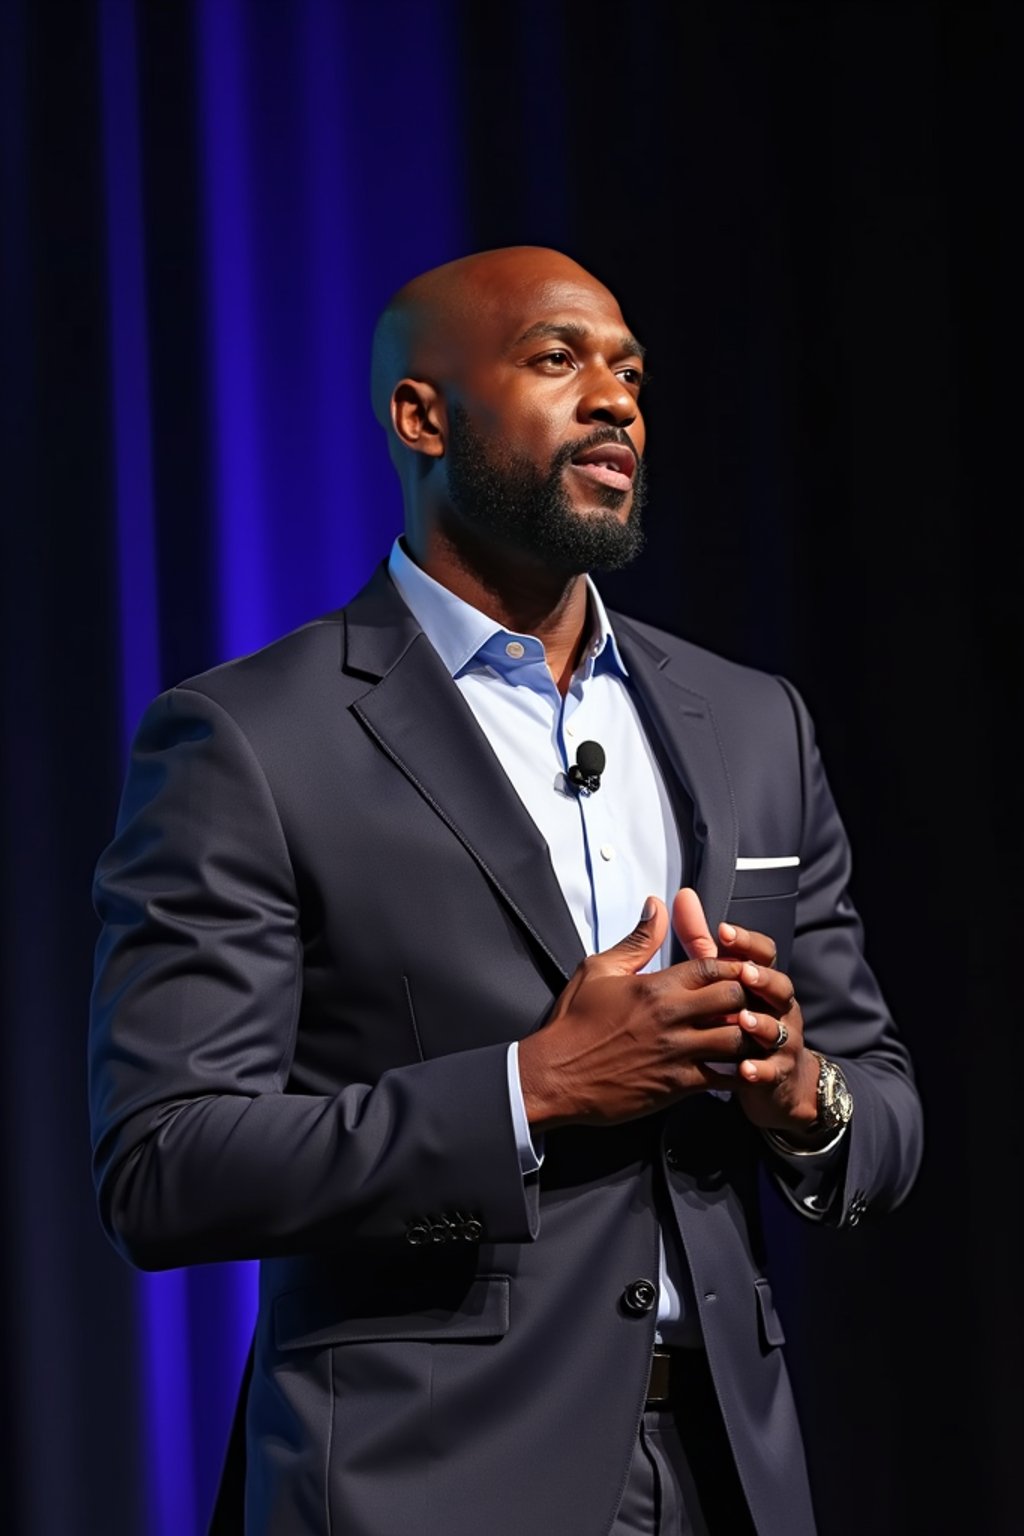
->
<box><xmin>511</xmin><ymin>320</ymin><xmax>646</xmax><ymax>362</ymax></box>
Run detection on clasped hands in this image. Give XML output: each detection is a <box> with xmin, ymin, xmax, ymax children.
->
<box><xmin>518</xmin><ymin>888</ymin><xmax>822</xmax><ymax>1140</ymax></box>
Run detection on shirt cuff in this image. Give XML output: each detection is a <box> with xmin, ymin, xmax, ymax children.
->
<box><xmin>507</xmin><ymin>1041</ymin><xmax>544</xmax><ymax>1174</ymax></box>
<box><xmin>761</xmin><ymin>1124</ymin><xmax>848</xmax><ymax>1159</ymax></box>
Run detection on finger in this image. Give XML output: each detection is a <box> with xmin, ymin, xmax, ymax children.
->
<box><xmin>737</xmin><ymin>1053</ymin><xmax>788</xmax><ymax>1085</ymax></box>
<box><xmin>737</xmin><ymin>964</ymin><xmax>797</xmax><ymax>1016</ymax></box>
<box><xmin>592</xmin><ymin>895</ymin><xmax>670</xmax><ymax>976</ymax></box>
<box><xmin>737</xmin><ymin>1008</ymin><xmax>790</xmax><ymax>1057</ymax></box>
<box><xmin>717</xmin><ymin>919</ymin><xmax>778</xmax><ymax>969</ymax></box>
<box><xmin>673</xmin><ymin>887</ymin><xmax>718</xmax><ymax>960</ymax></box>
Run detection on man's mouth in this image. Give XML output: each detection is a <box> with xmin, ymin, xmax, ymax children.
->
<box><xmin>568</xmin><ymin>440</ymin><xmax>637</xmax><ymax>493</ymax></box>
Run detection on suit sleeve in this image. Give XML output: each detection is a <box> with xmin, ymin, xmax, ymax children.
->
<box><xmin>89</xmin><ymin>686</ymin><xmax>538</xmax><ymax>1271</ymax></box>
<box><xmin>761</xmin><ymin>676</ymin><xmax>924</xmax><ymax>1227</ymax></box>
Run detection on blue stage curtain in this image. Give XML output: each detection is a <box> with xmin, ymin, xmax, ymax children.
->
<box><xmin>96</xmin><ymin>1</ymin><xmax>466</xmax><ymax>1528</ymax></box>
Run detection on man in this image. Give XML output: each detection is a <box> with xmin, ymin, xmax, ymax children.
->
<box><xmin>89</xmin><ymin>246</ymin><xmax>924</xmax><ymax>1534</ymax></box>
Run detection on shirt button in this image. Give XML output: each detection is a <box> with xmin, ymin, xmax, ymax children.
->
<box><xmin>599</xmin><ymin>844</ymin><xmax>615</xmax><ymax>861</ymax></box>
<box><xmin>505</xmin><ymin>640</ymin><xmax>525</xmax><ymax>659</ymax></box>
<box><xmin>565</xmin><ymin>722</ymin><xmax>576</xmax><ymax>737</ymax></box>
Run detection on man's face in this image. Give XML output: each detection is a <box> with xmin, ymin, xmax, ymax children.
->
<box><xmin>439</xmin><ymin>255</ymin><xmax>648</xmax><ymax>574</ymax></box>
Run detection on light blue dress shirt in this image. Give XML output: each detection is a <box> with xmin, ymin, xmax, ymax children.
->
<box><xmin>387</xmin><ymin>537</ymin><xmax>706</xmax><ymax>1343</ymax></box>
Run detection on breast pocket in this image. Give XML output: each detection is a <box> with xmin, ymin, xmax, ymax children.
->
<box><xmin>727</xmin><ymin>859</ymin><xmax>799</xmax><ymax>971</ymax></box>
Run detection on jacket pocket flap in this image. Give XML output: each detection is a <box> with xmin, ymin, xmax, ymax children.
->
<box><xmin>754</xmin><ymin>1277</ymin><xmax>786</xmax><ymax>1348</ymax></box>
<box><xmin>274</xmin><ymin>1275</ymin><xmax>511</xmax><ymax>1350</ymax></box>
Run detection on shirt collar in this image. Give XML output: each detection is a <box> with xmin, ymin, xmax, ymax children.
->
<box><xmin>387</xmin><ymin>536</ymin><xmax>629</xmax><ymax>681</ymax></box>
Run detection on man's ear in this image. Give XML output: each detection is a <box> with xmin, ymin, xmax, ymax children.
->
<box><xmin>391</xmin><ymin>379</ymin><xmax>446</xmax><ymax>458</ymax></box>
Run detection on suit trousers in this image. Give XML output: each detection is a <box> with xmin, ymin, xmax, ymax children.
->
<box><xmin>611</xmin><ymin>1351</ymin><xmax>758</xmax><ymax>1535</ymax></box>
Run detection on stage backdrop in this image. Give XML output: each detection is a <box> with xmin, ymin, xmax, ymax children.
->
<box><xmin>2</xmin><ymin>2</ymin><xmax>1020</xmax><ymax>1533</ymax></box>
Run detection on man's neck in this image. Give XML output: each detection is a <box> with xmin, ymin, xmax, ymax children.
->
<box><xmin>403</xmin><ymin>530</ymin><xmax>592</xmax><ymax>696</ymax></box>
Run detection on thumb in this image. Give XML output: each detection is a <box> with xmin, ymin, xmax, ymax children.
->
<box><xmin>594</xmin><ymin>895</ymin><xmax>669</xmax><ymax>975</ymax></box>
<box><xmin>673</xmin><ymin>886</ymin><xmax>718</xmax><ymax>959</ymax></box>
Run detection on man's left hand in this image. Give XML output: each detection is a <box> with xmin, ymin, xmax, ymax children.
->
<box><xmin>672</xmin><ymin>888</ymin><xmax>822</xmax><ymax>1140</ymax></box>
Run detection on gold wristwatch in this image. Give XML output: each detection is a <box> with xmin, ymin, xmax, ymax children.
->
<box><xmin>810</xmin><ymin>1051</ymin><xmax>853</xmax><ymax>1134</ymax></box>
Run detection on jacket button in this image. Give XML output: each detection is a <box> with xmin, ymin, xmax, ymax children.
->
<box><xmin>665</xmin><ymin>1146</ymin><xmax>681</xmax><ymax>1169</ymax></box>
<box><xmin>405</xmin><ymin>1222</ymin><xmax>430</xmax><ymax>1246</ymax></box>
<box><xmin>621</xmin><ymin>1278</ymin><xmax>658</xmax><ymax>1316</ymax></box>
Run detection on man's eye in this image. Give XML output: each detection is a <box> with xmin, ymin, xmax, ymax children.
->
<box><xmin>540</xmin><ymin>351</ymin><xmax>573</xmax><ymax>367</ymax></box>
<box><xmin>619</xmin><ymin>367</ymin><xmax>644</xmax><ymax>388</ymax></box>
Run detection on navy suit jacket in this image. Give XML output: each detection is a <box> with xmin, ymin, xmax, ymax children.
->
<box><xmin>89</xmin><ymin>563</ymin><xmax>924</xmax><ymax>1535</ymax></box>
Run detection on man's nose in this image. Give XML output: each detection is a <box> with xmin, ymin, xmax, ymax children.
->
<box><xmin>577</xmin><ymin>369</ymin><xmax>638</xmax><ymax>427</ymax></box>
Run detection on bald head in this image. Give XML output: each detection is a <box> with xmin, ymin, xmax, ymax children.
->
<box><xmin>369</xmin><ymin>244</ymin><xmax>647</xmax><ymax>579</ymax></box>
<box><xmin>370</xmin><ymin>246</ymin><xmax>616</xmax><ymax>430</ymax></box>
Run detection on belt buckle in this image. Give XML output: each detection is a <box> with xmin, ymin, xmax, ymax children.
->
<box><xmin>646</xmin><ymin>1347</ymin><xmax>673</xmax><ymax>1407</ymax></box>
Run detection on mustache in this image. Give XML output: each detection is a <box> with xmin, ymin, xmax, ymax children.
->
<box><xmin>552</xmin><ymin>427</ymin><xmax>640</xmax><ymax>472</ymax></box>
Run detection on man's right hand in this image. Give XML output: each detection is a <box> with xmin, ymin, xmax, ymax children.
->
<box><xmin>517</xmin><ymin>895</ymin><xmax>760</xmax><ymax>1131</ymax></box>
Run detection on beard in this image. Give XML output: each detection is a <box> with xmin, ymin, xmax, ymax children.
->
<box><xmin>444</xmin><ymin>404</ymin><xmax>647</xmax><ymax>575</ymax></box>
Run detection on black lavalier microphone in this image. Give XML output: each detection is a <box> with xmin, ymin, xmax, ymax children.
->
<box><xmin>567</xmin><ymin>740</ymin><xmax>606</xmax><ymax>793</ymax></box>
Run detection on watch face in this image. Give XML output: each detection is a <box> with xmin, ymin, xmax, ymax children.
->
<box><xmin>818</xmin><ymin>1057</ymin><xmax>853</xmax><ymax>1128</ymax></box>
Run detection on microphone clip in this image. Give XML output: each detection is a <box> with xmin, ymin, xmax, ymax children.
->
<box><xmin>566</xmin><ymin>763</ymin><xmax>602</xmax><ymax>794</ymax></box>
<box><xmin>566</xmin><ymin>740</ymin><xmax>605</xmax><ymax>794</ymax></box>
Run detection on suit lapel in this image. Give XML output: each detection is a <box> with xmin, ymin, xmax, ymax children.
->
<box><xmin>613</xmin><ymin>614</ymin><xmax>738</xmax><ymax>932</ymax></box>
<box><xmin>344</xmin><ymin>566</ymin><xmax>586</xmax><ymax>981</ymax></box>
<box><xmin>342</xmin><ymin>567</ymin><xmax>737</xmax><ymax>969</ymax></box>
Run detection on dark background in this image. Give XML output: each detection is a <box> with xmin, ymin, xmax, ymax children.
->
<box><xmin>2</xmin><ymin>1</ymin><xmax>1019</xmax><ymax>1532</ymax></box>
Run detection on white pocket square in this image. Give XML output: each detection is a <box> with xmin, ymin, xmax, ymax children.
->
<box><xmin>735</xmin><ymin>856</ymin><xmax>800</xmax><ymax>870</ymax></box>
